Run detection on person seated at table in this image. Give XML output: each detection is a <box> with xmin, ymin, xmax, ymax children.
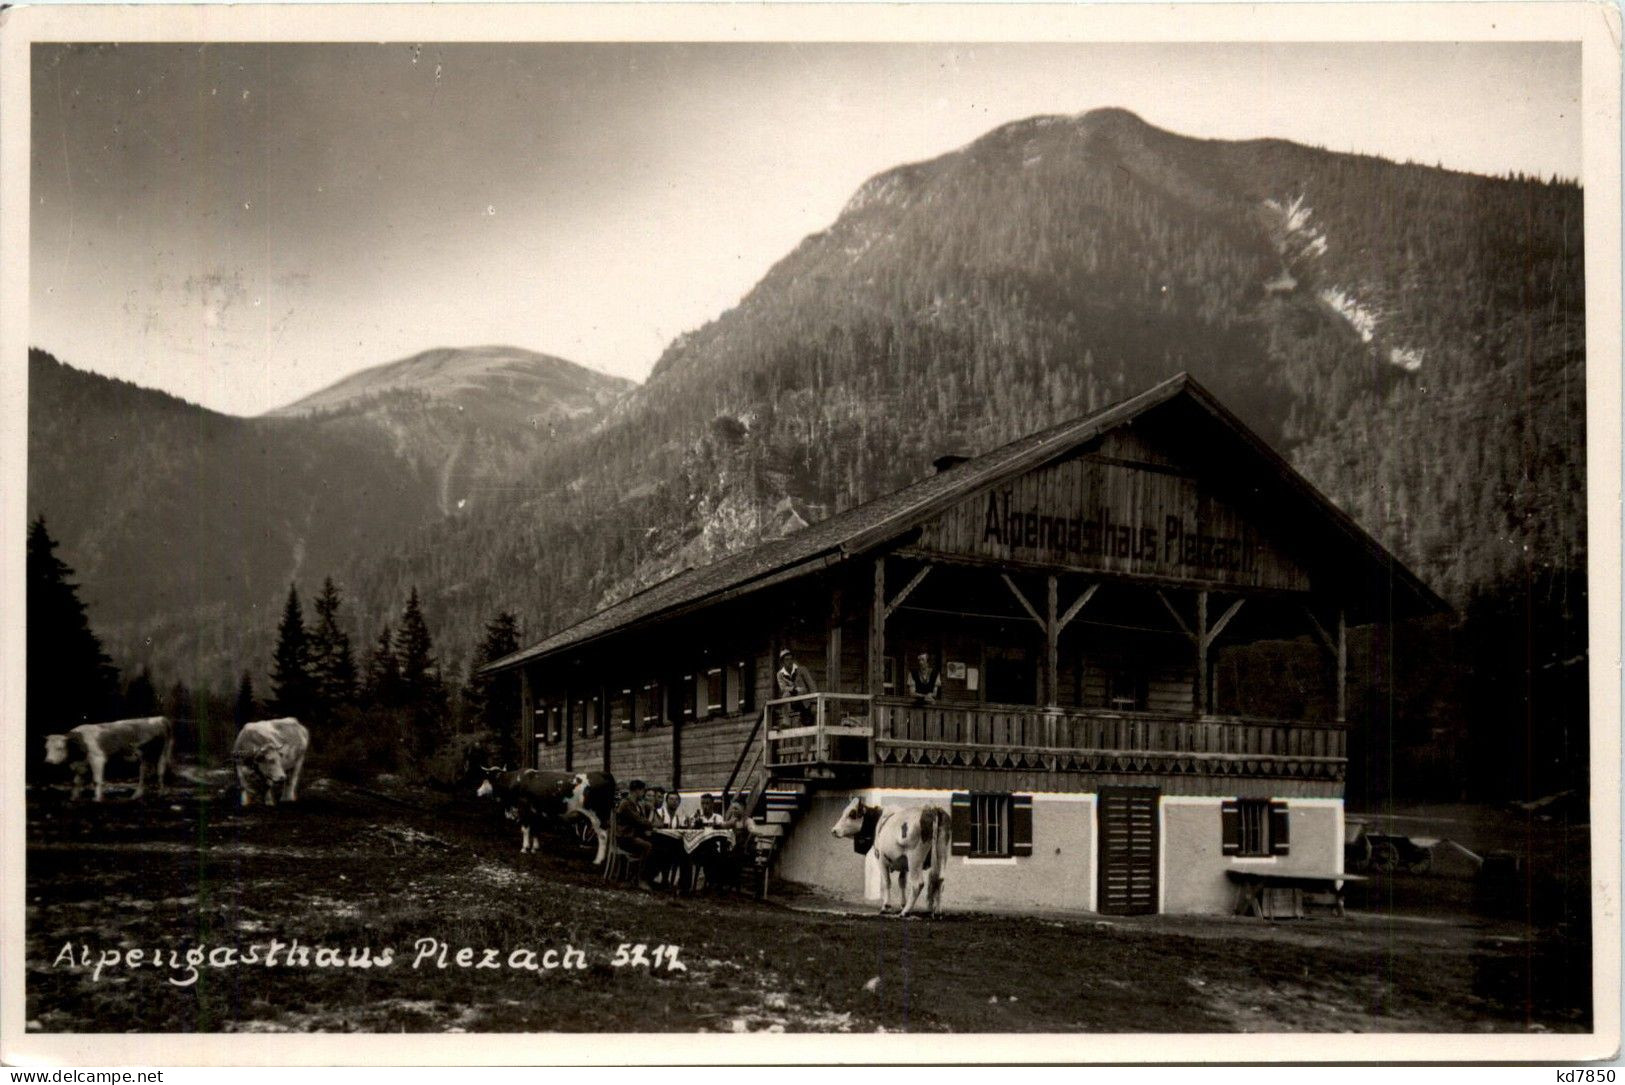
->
<box><xmin>654</xmin><ymin>787</ymin><xmax>684</xmax><ymax>829</ymax></box>
<box><xmin>614</xmin><ymin>780</ymin><xmax>656</xmax><ymax>886</ymax></box>
<box><xmin>688</xmin><ymin>792</ymin><xmax>724</xmax><ymax>828</ymax></box>
<box><xmin>643</xmin><ymin>785</ymin><xmax>665</xmax><ymax>819</ymax></box>
<box><xmin>906</xmin><ymin>650</ymin><xmax>943</xmax><ymax>704</ymax></box>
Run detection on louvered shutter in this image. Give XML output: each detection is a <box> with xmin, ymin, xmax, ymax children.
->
<box><xmin>1010</xmin><ymin>794</ymin><xmax>1034</xmax><ymax>856</ymax></box>
<box><xmin>950</xmin><ymin>793</ymin><xmax>972</xmax><ymax>855</ymax></box>
<box><xmin>1269</xmin><ymin>801</ymin><xmax>1291</xmax><ymax>855</ymax></box>
<box><xmin>1220</xmin><ymin>800</ymin><xmax>1241</xmax><ymax>856</ymax></box>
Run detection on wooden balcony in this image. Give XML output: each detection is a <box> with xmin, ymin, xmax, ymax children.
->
<box><xmin>763</xmin><ymin>694</ymin><xmax>1346</xmax><ymax>782</ymax></box>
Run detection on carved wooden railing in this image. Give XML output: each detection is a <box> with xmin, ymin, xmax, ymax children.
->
<box><xmin>872</xmin><ymin>698</ymin><xmax>1346</xmax><ymax>780</ymax></box>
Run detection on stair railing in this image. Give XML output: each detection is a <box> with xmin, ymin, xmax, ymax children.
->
<box><xmin>722</xmin><ymin>705</ymin><xmax>769</xmax><ymax>809</ymax></box>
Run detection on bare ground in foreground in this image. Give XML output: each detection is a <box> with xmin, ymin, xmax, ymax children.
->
<box><xmin>24</xmin><ymin>775</ymin><xmax>1591</xmax><ymax>1034</ymax></box>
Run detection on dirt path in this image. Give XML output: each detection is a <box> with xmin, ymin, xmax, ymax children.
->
<box><xmin>24</xmin><ymin>778</ymin><xmax>1590</xmax><ymax>1034</ymax></box>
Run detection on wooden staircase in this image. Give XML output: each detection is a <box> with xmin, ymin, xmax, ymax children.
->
<box><xmin>725</xmin><ymin>734</ymin><xmax>812</xmax><ymax>898</ymax></box>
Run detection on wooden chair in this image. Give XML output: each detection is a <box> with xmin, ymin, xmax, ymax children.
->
<box><xmin>601</xmin><ymin>809</ymin><xmax>646</xmax><ymax>885</ymax></box>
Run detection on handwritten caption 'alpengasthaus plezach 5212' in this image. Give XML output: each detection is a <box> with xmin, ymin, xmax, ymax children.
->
<box><xmin>51</xmin><ymin>938</ymin><xmax>686</xmax><ymax>987</ymax></box>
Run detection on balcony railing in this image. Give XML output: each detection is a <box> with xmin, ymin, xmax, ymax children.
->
<box><xmin>873</xmin><ymin>698</ymin><xmax>1346</xmax><ymax>780</ymax></box>
<box><xmin>764</xmin><ymin>693</ymin><xmax>874</xmax><ymax>771</ymax></box>
<box><xmin>759</xmin><ymin>693</ymin><xmax>1346</xmax><ymax>782</ymax></box>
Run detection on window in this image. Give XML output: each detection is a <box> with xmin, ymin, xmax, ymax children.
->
<box><xmin>950</xmin><ymin>792</ymin><xmax>1033</xmax><ymax>858</ymax></box>
<box><xmin>1106</xmin><ymin>666</ymin><xmax>1148</xmax><ymax>712</ymax></box>
<box><xmin>638</xmin><ymin>680</ymin><xmax>662</xmax><ymax>729</ymax></box>
<box><xmin>589</xmin><ymin>693</ymin><xmax>603</xmax><ymax>737</ymax></box>
<box><xmin>533</xmin><ymin>703</ymin><xmax>549</xmax><ymax>745</ymax></box>
<box><xmin>611</xmin><ymin>688</ymin><xmax>634</xmax><ymax>731</ymax></box>
<box><xmin>729</xmin><ymin>660</ymin><xmax>755</xmax><ymax>714</ymax></box>
<box><xmin>677</xmin><ymin>674</ymin><xmax>697</xmax><ymax>723</ymax></box>
<box><xmin>548</xmin><ymin>704</ymin><xmax>562</xmax><ymax>744</ymax></box>
<box><xmin>1221</xmin><ymin>799</ymin><xmax>1290</xmax><ymax>857</ymax></box>
<box><xmin>703</xmin><ymin>668</ymin><xmax>724</xmax><ymax>718</ymax></box>
<box><xmin>882</xmin><ymin>656</ymin><xmax>898</xmax><ymax>696</ymax></box>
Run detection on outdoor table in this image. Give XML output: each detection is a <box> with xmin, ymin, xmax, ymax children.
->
<box><xmin>653</xmin><ymin>827</ymin><xmax>736</xmax><ymax>894</ymax></box>
<box><xmin>1226</xmin><ymin>869</ymin><xmax>1365</xmax><ymax>918</ymax></box>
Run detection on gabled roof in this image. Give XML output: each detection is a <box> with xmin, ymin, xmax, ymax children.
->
<box><xmin>485</xmin><ymin>373</ymin><xmax>1447</xmax><ymax>674</ymax></box>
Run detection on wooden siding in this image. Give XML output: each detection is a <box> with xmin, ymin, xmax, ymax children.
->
<box><xmin>679</xmin><ymin>712</ymin><xmax>764</xmax><ymax>790</ymax></box>
<box><xmin>915</xmin><ymin>451</ymin><xmax>1309</xmax><ymax>591</ymax></box>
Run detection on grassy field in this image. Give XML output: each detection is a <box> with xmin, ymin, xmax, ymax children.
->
<box><xmin>24</xmin><ymin>774</ymin><xmax>1593</xmax><ymax>1034</ymax></box>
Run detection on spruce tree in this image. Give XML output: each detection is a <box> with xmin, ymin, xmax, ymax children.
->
<box><xmin>395</xmin><ymin>588</ymin><xmax>448</xmax><ymax>756</ymax></box>
<box><xmin>234</xmin><ymin>671</ymin><xmax>258</xmax><ymax>727</ymax></box>
<box><xmin>463</xmin><ymin>611</ymin><xmax>522</xmax><ymax>764</ymax></box>
<box><xmin>363</xmin><ymin>624</ymin><xmax>401</xmax><ymax>708</ymax></box>
<box><xmin>123</xmin><ymin>667</ymin><xmax>159</xmax><ymax>716</ymax></box>
<box><xmin>268</xmin><ymin>584</ymin><xmax>314</xmax><ymax>720</ymax></box>
<box><xmin>26</xmin><ymin>516</ymin><xmax>118</xmax><ymax>756</ymax></box>
<box><xmin>308</xmin><ymin>576</ymin><xmax>358</xmax><ymax>725</ymax></box>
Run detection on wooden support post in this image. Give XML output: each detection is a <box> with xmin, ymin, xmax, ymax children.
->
<box><xmin>1045</xmin><ymin>574</ymin><xmax>1060</xmax><ymax>708</ymax></box>
<box><xmin>1336</xmin><ymin>608</ymin><xmax>1347</xmax><ymax>724</ymax></box>
<box><xmin>868</xmin><ymin>558</ymin><xmax>886</xmax><ymax>697</ymax></box>
<box><xmin>827</xmin><ymin>585</ymin><xmax>844</xmax><ymax>694</ymax></box>
<box><xmin>1195</xmin><ymin>590</ymin><xmax>1209</xmax><ymax>716</ymax></box>
<box><xmin>601</xmin><ymin>682</ymin><xmax>611</xmax><ymax>774</ymax></box>
<box><xmin>518</xmin><ymin>666</ymin><xmax>533</xmax><ymax>769</ymax></box>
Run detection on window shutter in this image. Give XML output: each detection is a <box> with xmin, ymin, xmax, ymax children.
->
<box><xmin>1010</xmin><ymin>794</ymin><xmax>1034</xmax><ymax>857</ymax></box>
<box><xmin>1269</xmin><ymin>802</ymin><xmax>1291</xmax><ymax>855</ymax></box>
<box><xmin>1220</xmin><ymin>800</ymin><xmax>1241</xmax><ymax>856</ymax></box>
<box><xmin>950</xmin><ymin>793</ymin><xmax>972</xmax><ymax>855</ymax></box>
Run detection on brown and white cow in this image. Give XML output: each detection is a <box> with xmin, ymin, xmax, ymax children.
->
<box><xmin>232</xmin><ymin>718</ymin><xmax>310</xmax><ymax>806</ymax></box>
<box><xmin>831</xmin><ymin>796</ymin><xmax>949</xmax><ymax>918</ymax></box>
<box><xmin>43</xmin><ymin>716</ymin><xmax>174</xmax><ymax>802</ymax></box>
<box><xmin>476</xmin><ymin>768</ymin><xmax>614</xmax><ymax>864</ymax></box>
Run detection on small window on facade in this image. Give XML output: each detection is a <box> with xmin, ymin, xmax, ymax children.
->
<box><xmin>637</xmin><ymin>680</ymin><xmax>661</xmax><ymax>729</ymax></box>
<box><xmin>611</xmin><ymin>687</ymin><xmax>634</xmax><ymax>731</ymax></box>
<box><xmin>1221</xmin><ymin>799</ymin><xmax>1290</xmax><ymax>857</ymax></box>
<box><xmin>547</xmin><ymin>704</ymin><xmax>561</xmax><ymax>744</ymax></box>
<box><xmin>1106</xmin><ymin>666</ymin><xmax>1148</xmax><ymax>712</ymax></box>
<box><xmin>589</xmin><ymin>693</ymin><xmax>603</xmax><ymax>737</ymax></box>
<box><xmin>729</xmin><ymin>660</ymin><xmax>755</xmax><ymax>714</ymax></box>
<box><xmin>678</xmin><ymin>674</ymin><xmax>697</xmax><ymax>723</ymax></box>
<box><xmin>703</xmin><ymin>668</ymin><xmax>725</xmax><ymax>718</ymax></box>
<box><xmin>534</xmin><ymin>703</ymin><xmax>549</xmax><ymax>745</ymax></box>
<box><xmin>882</xmin><ymin>656</ymin><xmax>898</xmax><ymax>696</ymax></box>
<box><xmin>950</xmin><ymin>792</ymin><xmax>1033</xmax><ymax>858</ymax></box>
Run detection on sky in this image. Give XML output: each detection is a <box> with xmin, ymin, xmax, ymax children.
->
<box><xmin>30</xmin><ymin>41</ymin><xmax>1582</xmax><ymax>417</ymax></box>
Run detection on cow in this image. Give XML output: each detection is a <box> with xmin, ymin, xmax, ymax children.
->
<box><xmin>232</xmin><ymin>718</ymin><xmax>310</xmax><ymax>807</ymax></box>
<box><xmin>43</xmin><ymin>716</ymin><xmax>174</xmax><ymax>802</ymax></box>
<box><xmin>476</xmin><ymin>768</ymin><xmax>614</xmax><ymax>865</ymax></box>
<box><xmin>831</xmin><ymin>796</ymin><xmax>949</xmax><ymax>918</ymax></box>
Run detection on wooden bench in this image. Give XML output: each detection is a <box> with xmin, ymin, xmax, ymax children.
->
<box><xmin>1226</xmin><ymin>869</ymin><xmax>1365</xmax><ymax>918</ymax></box>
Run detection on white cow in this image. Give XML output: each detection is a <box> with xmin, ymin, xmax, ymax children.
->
<box><xmin>830</xmin><ymin>797</ymin><xmax>949</xmax><ymax>918</ymax></box>
<box><xmin>43</xmin><ymin>716</ymin><xmax>174</xmax><ymax>802</ymax></box>
<box><xmin>232</xmin><ymin>718</ymin><xmax>310</xmax><ymax>806</ymax></box>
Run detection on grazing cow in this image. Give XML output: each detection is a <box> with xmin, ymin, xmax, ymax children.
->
<box><xmin>232</xmin><ymin>718</ymin><xmax>310</xmax><ymax>807</ymax></box>
<box><xmin>43</xmin><ymin>716</ymin><xmax>174</xmax><ymax>802</ymax></box>
<box><xmin>476</xmin><ymin>768</ymin><xmax>614</xmax><ymax>864</ymax></box>
<box><xmin>831</xmin><ymin>796</ymin><xmax>949</xmax><ymax>918</ymax></box>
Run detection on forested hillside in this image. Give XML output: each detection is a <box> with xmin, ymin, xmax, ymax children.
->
<box><xmin>26</xmin><ymin>346</ymin><xmax>629</xmax><ymax>683</ymax></box>
<box><xmin>348</xmin><ymin>109</ymin><xmax>1582</xmax><ymax>642</ymax></box>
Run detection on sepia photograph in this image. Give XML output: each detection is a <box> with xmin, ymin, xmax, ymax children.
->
<box><xmin>1</xmin><ymin>2</ymin><xmax>1619</xmax><ymax>1065</ymax></box>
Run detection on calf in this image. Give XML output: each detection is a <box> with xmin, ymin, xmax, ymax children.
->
<box><xmin>477</xmin><ymin>768</ymin><xmax>614</xmax><ymax>864</ymax></box>
<box><xmin>232</xmin><ymin>718</ymin><xmax>310</xmax><ymax>806</ymax></box>
<box><xmin>831</xmin><ymin>796</ymin><xmax>949</xmax><ymax>918</ymax></box>
<box><xmin>43</xmin><ymin>716</ymin><xmax>174</xmax><ymax>802</ymax></box>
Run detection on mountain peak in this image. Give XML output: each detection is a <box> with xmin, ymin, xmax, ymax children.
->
<box><xmin>267</xmin><ymin>345</ymin><xmax>632</xmax><ymax>419</ymax></box>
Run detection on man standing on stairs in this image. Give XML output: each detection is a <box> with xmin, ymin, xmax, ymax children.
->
<box><xmin>776</xmin><ymin>649</ymin><xmax>817</xmax><ymax>726</ymax></box>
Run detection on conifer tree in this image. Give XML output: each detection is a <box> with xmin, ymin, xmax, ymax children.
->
<box><xmin>123</xmin><ymin>667</ymin><xmax>158</xmax><ymax>717</ymax></box>
<box><xmin>395</xmin><ymin>587</ymin><xmax>448</xmax><ymax>756</ymax></box>
<box><xmin>268</xmin><ymin>584</ymin><xmax>314</xmax><ymax>720</ymax></box>
<box><xmin>363</xmin><ymin>624</ymin><xmax>400</xmax><ymax>708</ymax></box>
<box><xmin>234</xmin><ymin>671</ymin><xmax>259</xmax><ymax>726</ymax></box>
<box><xmin>463</xmin><ymin>611</ymin><xmax>522</xmax><ymax>764</ymax></box>
<box><xmin>26</xmin><ymin>516</ymin><xmax>118</xmax><ymax>755</ymax></box>
<box><xmin>308</xmin><ymin>576</ymin><xmax>358</xmax><ymax>725</ymax></box>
